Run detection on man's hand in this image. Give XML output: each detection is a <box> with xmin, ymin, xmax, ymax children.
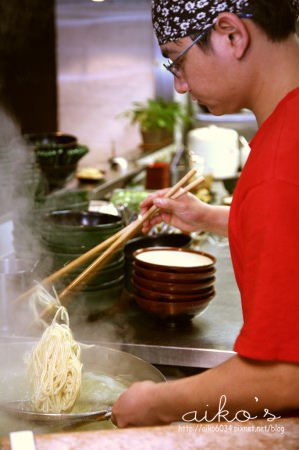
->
<box><xmin>140</xmin><ymin>189</ymin><xmax>229</xmax><ymax>236</ymax></box>
<box><xmin>111</xmin><ymin>381</ymin><xmax>168</xmax><ymax>428</ymax></box>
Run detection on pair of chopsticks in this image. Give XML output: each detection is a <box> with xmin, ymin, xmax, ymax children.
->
<box><xmin>18</xmin><ymin>169</ymin><xmax>204</xmax><ymax>320</ymax></box>
<box><xmin>59</xmin><ymin>168</ymin><xmax>204</xmax><ymax>301</ymax></box>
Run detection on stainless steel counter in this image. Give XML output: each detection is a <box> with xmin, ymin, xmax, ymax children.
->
<box><xmin>71</xmin><ymin>239</ymin><xmax>243</xmax><ymax>369</ymax></box>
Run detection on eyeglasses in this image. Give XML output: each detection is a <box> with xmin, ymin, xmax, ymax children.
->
<box><xmin>163</xmin><ymin>28</ymin><xmax>209</xmax><ymax>78</ymax></box>
<box><xmin>163</xmin><ymin>13</ymin><xmax>253</xmax><ymax>78</ymax></box>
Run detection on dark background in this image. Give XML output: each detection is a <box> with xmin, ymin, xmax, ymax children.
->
<box><xmin>0</xmin><ymin>0</ymin><xmax>57</xmax><ymax>133</ymax></box>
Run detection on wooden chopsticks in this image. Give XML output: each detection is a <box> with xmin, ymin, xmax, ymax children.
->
<box><xmin>59</xmin><ymin>171</ymin><xmax>204</xmax><ymax>301</ymax></box>
<box><xmin>18</xmin><ymin>169</ymin><xmax>205</xmax><ymax>322</ymax></box>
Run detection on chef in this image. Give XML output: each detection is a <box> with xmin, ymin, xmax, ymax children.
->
<box><xmin>112</xmin><ymin>0</ymin><xmax>299</xmax><ymax>427</ymax></box>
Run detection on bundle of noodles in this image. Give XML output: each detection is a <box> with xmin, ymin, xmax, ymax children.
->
<box><xmin>25</xmin><ymin>285</ymin><xmax>82</xmax><ymax>413</ymax></box>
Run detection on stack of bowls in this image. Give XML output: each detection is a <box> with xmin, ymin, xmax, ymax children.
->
<box><xmin>124</xmin><ymin>233</ymin><xmax>192</xmax><ymax>292</ymax></box>
<box><xmin>38</xmin><ymin>210</ymin><xmax>125</xmax><ymax>315</ymax></box>
<box><xmin>11</xmin><ymin>133</ymin><xmax>89</xmax><ymax>260</ymax></box>
<box><xmin>24</xmin><ymin>132</ymin><xmax>89</xmax><ymax>191</ymax></box>
<box><xmin>13</xmin><ymin>188</ymin><xmax>90</xmax><ymax>259</ymax></box>
<box><xmin>132</xmin><ymin>247</ymin><xmax>216</xmax><ymax>324</ymax></box>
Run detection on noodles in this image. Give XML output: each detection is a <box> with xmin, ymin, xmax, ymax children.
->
<box><xmin>26</xmin><ymin>285</ymin><xmax>82</xmax><ymax>413</ymax></box>
<box><xmin>26</xmin><ymin>308</ymin><xmax>81</xmax><ymax>413</ymax></box>
<box><xmin>25</xmin><ymin>285</ymin><xmax>130</xmax><ymax>415</ymax></box>
<box><xmin>29</xmin><ymin>283</ymin><xmax>61</xmax><ymax>328</ymax></box>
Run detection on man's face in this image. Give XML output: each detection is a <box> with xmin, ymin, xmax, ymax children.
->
<box><xmin>160</xmin><ymin>33</ymin><xmax>246</xmax><ymax>115</ymax></box>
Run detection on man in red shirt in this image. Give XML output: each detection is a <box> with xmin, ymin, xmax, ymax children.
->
<box><xmin>112</xmin><ymin>0</ymin><xmax>299</xmax><ymax>427</ymax></box>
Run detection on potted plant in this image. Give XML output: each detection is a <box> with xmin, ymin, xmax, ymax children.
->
<box><xmin>124</xmin><ymin>98</ymin><xmax>191</xmax><ymax>151</ymax></box>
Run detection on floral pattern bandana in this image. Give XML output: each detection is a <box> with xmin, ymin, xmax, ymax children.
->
<box><xmin>290</xmin><ymin>0</ymin><xmax>299</xmax><ymax>15</ymax></box>
<box><xmin>152</xmin><ymin>0</ymin><xmax>299</xmax><ymax>45</ymax></box>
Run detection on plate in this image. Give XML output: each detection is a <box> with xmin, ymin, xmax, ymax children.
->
<box><xmin>76</xmin><ymin>167</ymin><xmax>105</xmax><ymax>182</ymax></box>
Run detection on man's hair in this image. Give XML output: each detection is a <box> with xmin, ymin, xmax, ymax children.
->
<box><xmin>249</xmin><ymin>0</ymin><xmax>297</xmax><ymax>40</ymax></box>
<box><xmin>193</xmin><ymin>0</ymin><xmax>297</xmax><ymax>51</ymax></box>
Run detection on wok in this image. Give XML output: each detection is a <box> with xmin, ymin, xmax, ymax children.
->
<box><xmin>0</xmin><ymin>341</ymin><xmax>165</xmax><ymax>434</ymax></box>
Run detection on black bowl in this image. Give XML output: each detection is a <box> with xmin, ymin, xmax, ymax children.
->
<box><xmin>43</xmin><ymin>210</ymin><xmax>122</xmax><ymax>228</ymax></box>
<box><xmin>24</xmin><ymin>132</ymin><xmax>89</xmax><ymax>190</ymax></box>
<box><xmin>39</xmin><ymin>210</ymin><xmax>123</xmax><ymax>253</ymax></box>
<box><xmin>24</xmin><ymin>132</ymin><xmax>89</xmax><ymax>165</ymax></box>
<box><xmin>125</xmin><ymin>233</ymin><xmax>191</xmax><ymax>260</ymax></box>
<box><xmin>24</xmin><ymin>132</ymin><xmax>77</xmax><ymax>149</ymax></box>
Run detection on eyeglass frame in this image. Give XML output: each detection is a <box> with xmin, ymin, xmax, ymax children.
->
<box><xmin>163</xmin><ymin>13</ymin><xmax>253</xmax><ymax>78</ymax></box>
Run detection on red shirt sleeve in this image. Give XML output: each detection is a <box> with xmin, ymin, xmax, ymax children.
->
<box><xmin>233</xmin><ymin>179</ymin><xmax>299</xmax><ymax>363</ymax></box>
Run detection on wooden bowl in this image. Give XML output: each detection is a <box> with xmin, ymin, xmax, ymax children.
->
<box><xmin>133</xmin><ymin>279</ymin><xmax>215</xmax><ymax>302</ymax></box>
<box><xmin>133</xmin><ymin>247</ymin><xmax>216</xmax><ymax>273</ymax></box>
<box><xmin>133</xmin><ymin>272</ymin><xmax>215</xmax><ymax>294</ymax></box>
<box><xmin>134</xmin><ymin>294</ymin><xmax>214</xmax><ymax>321</ymax></box>
<box><xmin>133</xmin><ymin>264</ymin><xmax>216</xmax><ymax>283</ymax></box>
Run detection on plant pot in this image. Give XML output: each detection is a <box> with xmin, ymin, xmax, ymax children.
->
<box><xmin>140</xmin><ymin>129</ymin><xmax>173</xmax><ymax>151</ymax></box>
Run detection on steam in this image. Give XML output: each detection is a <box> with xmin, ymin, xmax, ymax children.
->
<box><xmin>0</xmin><ymin>109</ymin><xmax>126</xmax><ymax>347</ymax></box>
<box><xmin>0</xmin><ymin>109</ymin><xmax>24</xmax><ymax>215</ymax></box>
<box><xmin>0</xmin><ymin>107</ymin><xmax>44</xmax><ymax>336</ymax></box>
<box><xmin>0</xmin><ymin>108</ymin><xmax>41</xmax><ymax>258</ymax></box>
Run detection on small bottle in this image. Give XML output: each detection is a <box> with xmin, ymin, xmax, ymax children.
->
<box><xmin>145</xmin><ymin>162</ymin><xmax>170</xmax><ymax>189</ymax></box>
<box><xmin>170</xmin><ymin>146</ymin><xmax>191</xmax><ymax>185</ymax></box>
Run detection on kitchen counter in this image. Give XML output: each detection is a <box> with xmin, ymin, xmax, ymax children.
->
<box><xmin>1</xmin><ymin>417</ymin><xmax>298</xmax><ymax>449</ymax></box>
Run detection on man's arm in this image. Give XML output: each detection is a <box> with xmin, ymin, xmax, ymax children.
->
<box><xmin>112</xmin><ymin>355</ymin><xmax>299</xmax><ymax>427</ymax></box>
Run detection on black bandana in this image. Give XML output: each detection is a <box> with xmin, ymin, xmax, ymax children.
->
<box><xmin>152</xmin><ymin>0</ymin><xmax>299</xmax><ymax>45</ymax></box>
<box><xmin>290</xmin><ymin>0</ymin><xmax>299</xmax><ymax>14</ymax></box>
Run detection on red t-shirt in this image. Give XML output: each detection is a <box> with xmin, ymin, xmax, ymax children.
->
<box><xmin>229</xmin><ymin>87</ymin><xmax>299</xmax><ymax>363</ymax></box>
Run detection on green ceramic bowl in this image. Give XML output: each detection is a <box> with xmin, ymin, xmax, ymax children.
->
<box><xmin>24</xmin><ymin>132</ymin><xmax>89</xmax><ymax>165</ymax></box>
<box><xmin>67</xmin><ymin>277</ymin><xmax>124</xmax><ymax>317</ymax></box>
<box><xmin>24</xmin><ymin>133</ymin><xmax>89</xmax><ymax>189</ymax></box>
<box><xmin>34</xmin><ymin>189</ymin><xmax>90</xmax><ymax>223</ymax></box>
<box><xmin>52</xmin><ymin>252</ymin><xmax>125</xmax><ymax>289</ymax></box>
<box><xmin>39</xmin><ymin>210</ymin><xmax>123</xmax><ymax>253</ymax></box>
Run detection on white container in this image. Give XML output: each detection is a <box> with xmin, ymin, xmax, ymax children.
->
<box><xmin>187</xmin><ymin>125</ymin><xmax>241</xmax><ymax>178</ymax></box>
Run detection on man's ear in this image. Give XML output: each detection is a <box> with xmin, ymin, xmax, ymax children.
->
<box><xmin>213</xmin><ymin>12</ymin><xmax>250</xmax><ymax>59</ymax></box>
